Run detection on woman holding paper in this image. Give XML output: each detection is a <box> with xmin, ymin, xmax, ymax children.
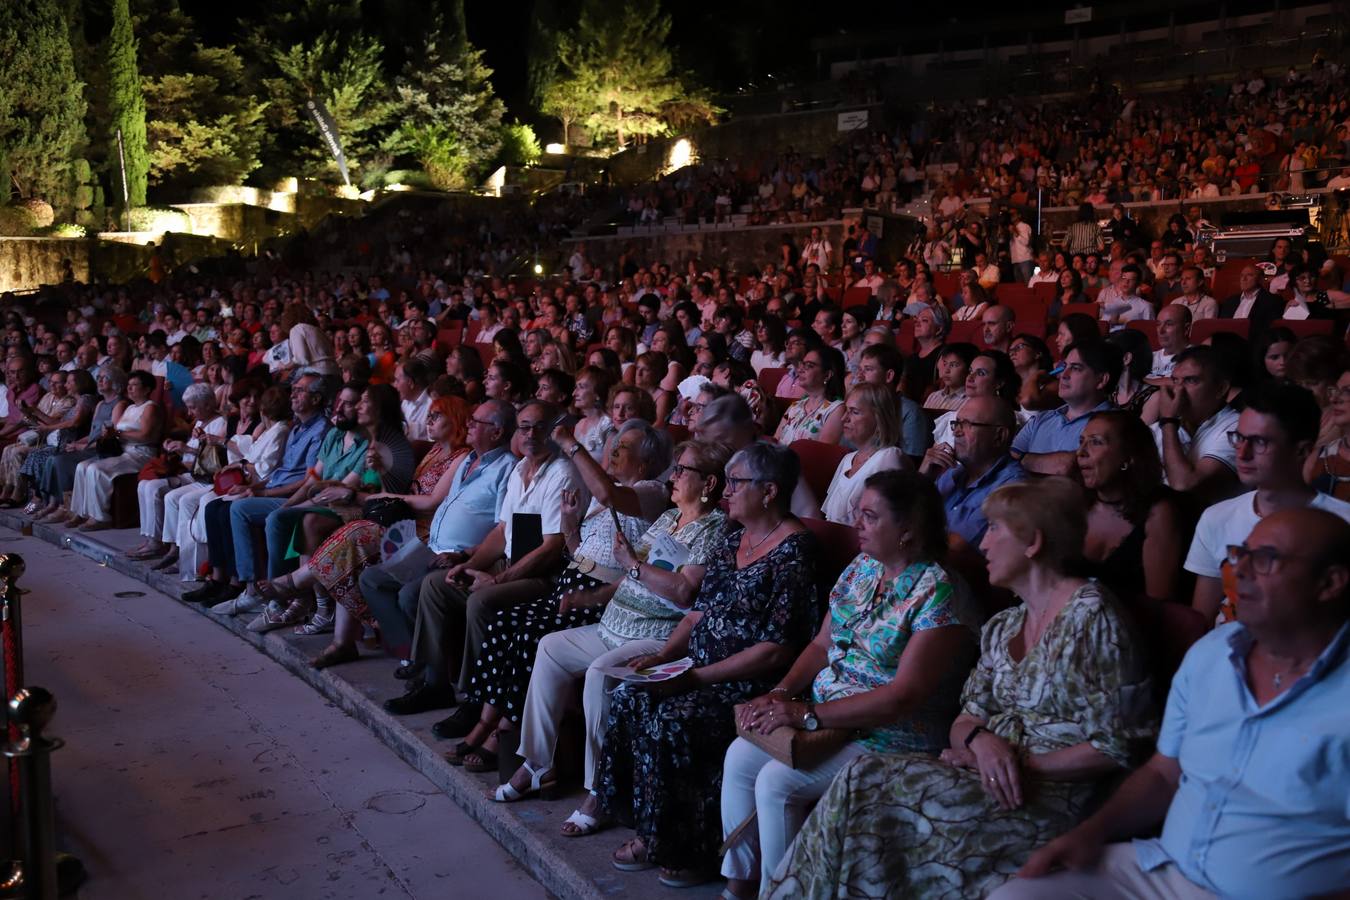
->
<box><xmin>719</xmin><ymin>470</ymin><xmax>981</xmax><ymax>897</ymax></box>
<box><xmin>451</xmin><ymin>419</ymin><xmax>672</xmax><ymax>773</ymax></box>
<box><xmin>240</xmin><ymin>396</ymin><xmax>469</xmax><ymax>667</ymax></box>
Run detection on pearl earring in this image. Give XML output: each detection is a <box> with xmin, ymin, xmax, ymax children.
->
<box><xmin>699</xmin><ymin>493</ymin><xmax>709</xmax><ymax>504</ymax></box>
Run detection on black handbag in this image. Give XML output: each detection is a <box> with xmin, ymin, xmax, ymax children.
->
<box><xmin>95</xmin><ymin>434</ymin><xmax>124</xmax><ymax>458</ymax></box>
<box><xmin>361</xmin><ymin>497</ymin><xmax>414</xmax><ymax>528</ymax></box>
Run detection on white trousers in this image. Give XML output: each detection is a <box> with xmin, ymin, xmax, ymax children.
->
<box><xmin>719</xmin><ymin>736</ymin><xmax>868</xmax><ymax>882</ymax></box>
<box><xmin>515</xmin><ymin>624</ymin><xmax>663</xmax><ymax>790</ymax></box>
<box><xmin>164</xmin><ymin>482</ymin><xmax>213</xmax><ymax>578</ymax></box>
<box><xmin>138</xmin><ymin>475</ymin><xmax>191</xmax><ymax>537</ymax></box>
<box><xmin>987</xmin><ymin>842</ymin><xmax>1216</xmax><ymax>900</ymax></box>
<box><xmin>69</xmin><ymin>451</ymin><xmax>150</xmax><ymax>522</ymax></box>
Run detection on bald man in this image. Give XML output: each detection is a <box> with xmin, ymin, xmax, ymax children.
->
<box><xmin>980</xmin><ymin>305</ymin><xmax>1016</xmax><ymax>355</ymax></box>
<box><xmin>992</xmin><ymin>507</ymin><xmax>1350</xmax><ymax>900</ymax></box>
<box><xmin>1218</xmin><ymin>264</ymin><xmax>1283</xmax><ymax>333</ymax></box>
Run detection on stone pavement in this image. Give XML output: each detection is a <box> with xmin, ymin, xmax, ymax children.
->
<box><xmin>0</xmin><ymin>517</ymin><xmax>727</xmax><ymax>900</ymax></box>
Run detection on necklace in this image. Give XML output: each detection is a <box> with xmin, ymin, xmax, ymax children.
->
<box><xmin>1270</xmin><ymin>654</ymin><xmax>1311</xmax><ymax>690</ymax></box>
<box><xmin>741</xmin><ymin>519</ymin><xmax>784</xmax><ymax>558</ymax></box>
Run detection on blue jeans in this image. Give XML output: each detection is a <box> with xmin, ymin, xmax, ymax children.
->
<box><xmin>1013</xmin><ymin>260</ymin><xmax>1035</xmax><ymax>285</ymax></box>
<box><xmin>227</xmin><ymin>498</ymin><xmax>307</xmax><ymax>582</ymax></box>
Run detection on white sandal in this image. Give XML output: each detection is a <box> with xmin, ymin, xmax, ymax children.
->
<box><xmin>560</xmin><ymin>808</ymin><xmax>607</xmax><ymax>837</ymax></box>
<box><xmin>491</xmin><ymin>761</ymin><xmax>555</xmax><ymax>803</ymax></box>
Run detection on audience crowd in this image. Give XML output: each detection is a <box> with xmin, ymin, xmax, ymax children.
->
<box><xmin>2</xmin><ymin>64</ymin><xmax>1350</xmax><ymax>900</ymax></box>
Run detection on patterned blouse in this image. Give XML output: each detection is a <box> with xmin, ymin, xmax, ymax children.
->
<box><xmin>813</xmin><ymin>555</ymin><xmax>980</xmax><ymax>753</ymax></box>
<box><xmin>961</xmin><ymin>581</ymin><xmax>1156</xmax><ymax>767</ymax></box>
<box><xmin>778</xmin><ymin>397</ymin><xmax>842</xmax><ymax>444</ymax></box>
<box><xmin>596</xmin><ymin>508</ymin><xmax>726</xmax><ymax>649</ymax></box>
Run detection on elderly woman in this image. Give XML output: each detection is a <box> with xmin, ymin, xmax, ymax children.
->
<box><xmin>1</xmin><ymin>369</ymin><xmax>80</xmax><ymax>508</ymax></box>
<box><xmin>32</xmin><ymin>367</ymin><xmax>129</xmax><ymax>522</ymax></box>
<box><xmin>722</xmin><ymin>471</ymin><xmax>981</xmax><ymax>896</ymax></box>
<box><xmin>599</xmin><ymin>442</ymin><xmax>822</xmax><ymax>887</ymax></box>
<box><xmin>64</xmin><ymin>370</ymin><xmax>163</xmax><ymax>531</ymax></box>
<box><xmin>450</xmin><ymin>419</ymin><xmax>674</xmax><ymax>772</ymax></box>
<box><xmin>126</xmin><ymin>383</ymin><xmax>230</xmax><ymax>561</ymax></box>
<box><xmin>234</xmin><ymin>396</ymin><xmax>468</xmax><ymax>658</ymax></box>
<box><xmin>820</xmin><ymin>383</ymin><xmax>908</xmax><ymax>525</ymax></box>
<box><xmin>18</xmin><ymin>369</ymin><xmax>97</xmax><ymax>516</ymax></box>
<box><xmin>901</xmin><ymin>305</ymin><xmax>951</xmax><ymax>402</ymax></box>
<box><xmin>775</xmin><ymin>347</ymin><xmax>846</xmax><ymax>445</ymax></box>
<box><xmin>765</xmin><ymin>478</ymin><xmax>1155</xmax><ymax>899</ymax></box>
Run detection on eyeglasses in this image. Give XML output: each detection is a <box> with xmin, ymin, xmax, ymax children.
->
<box><xmin>723</xmin><ymin>475</ymin><xmax>763</xmax><ymax>495</ymax></box>
<box><xmin>951</xmin><ymin>418</ymin><xmax>999</xmax><ymax>434</ymax></box>
<box><xmin>1226</xmin><ymin>543</ymin><xmax>1307</xmax><ymax>575</ymax></box>
<box><xmin>1226</xmin><ymin>430</ymin><xmax>1276</xmax><ymax>453</ymax></box>
<box><xmin>517</xmin><ymin>421</ymin><xmax>550</xmax><ymax>434</ymax></box>
<box><xmin>671</xmin><ymin>463</ymin><xmax>708</xmax><ymax>478</ymax></box>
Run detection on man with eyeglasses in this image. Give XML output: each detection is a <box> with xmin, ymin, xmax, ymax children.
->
<box><xmin>1151</xmin><ymin>345</ymin><xmax>1240</xmax><ymax>505</ymax></box>
<box><xmin>359</xmin><ymin>401</ymin><xmax>518</xmax><ymax>682</ymax></box>
<box><xmin>997</xmin><ymin>506</ymin><xmax>1350</xmax><ymax>900</ymax></box>
<box><xmin>1184</xmin><ymin>382</ymin><xmax>1350</xmax><ymax>626</ymax></box>
<box><xmin>385</xmin><ymin>400</ymin><xmax>586</xmax><ymax>738</ymax></box>
<box><xmin>920</xmin><ymin>395</ymin><xmax>1024</xmax><ymax>549</ymax></box>
<box><xmin>0</xmin><ymin>356</ymin><xmax>40</xmax><ymax>450</ymax></box>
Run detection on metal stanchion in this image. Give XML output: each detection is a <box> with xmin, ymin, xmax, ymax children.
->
<box><xmin>1</xmin><ymin>688</ymin><xmax>61</xmax><ymax>900</ymax></box>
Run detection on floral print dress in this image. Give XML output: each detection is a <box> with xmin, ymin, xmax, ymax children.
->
<box><xmin>777</xmin><ymin>397</ymin><xmax>842</xmax><ymax>444</ymax></box>
<box><xmin>596</xmin><ymin>525</ymin><xmax>822</xmax><ymax>871</ymax></box>
<box><xmin>765</xmin><ymin>581</ymin><xmax>1156</xmax><ymax>900</ymax></box>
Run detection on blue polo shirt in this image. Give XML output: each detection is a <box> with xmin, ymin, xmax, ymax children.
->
<box><xmin>1011</xmin><ymin>400</ymin><xmax>1112</xmax><ymax>457</ymax></box>
<box><xmin>265</xmin><ymin>413</ymin><xmax>329</xmax><ymax>489</ymax></box>
<box><xmin>1134</xmin><ymin>621</ymin><xmax>1350</xmax><ymax>898</ymax></box>
<box><xmin>935</xmin><ymin>455</ymin><xmax>1025</xmax><ymax>547</ymax></box>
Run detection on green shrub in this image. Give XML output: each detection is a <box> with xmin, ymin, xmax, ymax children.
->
<box><xmin>74</xmin><ymin>210</ymin><xmax>97</xmax><ymax>228</ymax></box>
<box><xmin>0</xmin><ymin>206</ymin><xmax>39</xmax><ymax>236</ymax></box>
<box><xmin>382</xmin><ymin>169</ymin><xmax>434</xmax><ymax>189</ymax></box>
<box><xmin>72</xmin><ymin>158</ymin><xmax>92</xmax><ymax>184</ymax></box>
<box><xmin>35</xmin><ymin>223</ymin><xmax>86</xmax><ymax>237</ymax></box>
<box><xmin>74</xmin><ymin>185</ymin><xmax>94</xmax><ymax>210</ymax></box>
<box><xmin>499</xmin><ymin>122</ymin><xmax>542</xmax><ymax>168</ymax></box>
<box><xmin>18</xmin><ymin>198</ymin><xmax>55</xmax><ymax>228</ymax></box>
<box><xmin>126</xmin><ymin>205</ymin><xmax>192</xmax><ymax>234</ymax></box>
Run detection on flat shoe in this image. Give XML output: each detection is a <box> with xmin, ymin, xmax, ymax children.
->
<box><xmin>383</xmin><ymin>684</ymin><xmax>457</xmax><ymax>716</ymax></box>
<box><xmin>560</xmin><ymin>809</ymin><xmax>609</xmax><ymax>837</ymax></box>
<box><xmin>431</xmin><ymin>705</ymin><xmax>479</xmax><ymax>740</ymax></box>
<box><xmin>311</xmin><ymin>644</ymin><xmax>360</xmax><ymax>669</ymax></box>
<box><xmin>610</xmin><ymin>839</ymin><xmax>653</xmax><ymax>872</ymax></box>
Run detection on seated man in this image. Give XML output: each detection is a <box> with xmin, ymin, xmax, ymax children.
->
<box><xmin>980</xmin><ymin>305</ymin><xmax>1015</xmax><ymax>356</ymax></box>
<box><xmin>1151</xmin><ymin>346</ymin><xmax>1241</xmax><ymax>504</ymax></box>
<box><xmin>0</xmin><ymin>356</ymin><xmax>41</xmax><ymax>450</ymax></box>
<box><xmin>1098</xmin><ymin>264</ymin><xmax>1153</xmax><ymax>326</ymax></box>
<box><xmin>919</xmin><ymin>395</ymin><xmax>1025</xmax><ymax>550</ymax></box>
<box><xmin>695</xmin><ymin>392</ymin><xmax>819</xmax><ymax>518</ymax></box>
<box><xmin>359</xmin><ymin>400</ymin><xmax>518</xmax><ymax>672</ymax></box>
<box><xmin>1169</xmin><ymin>265</ymin><xmax>1218</xmax><ymax>321</ymax></box>
<box><xmin>1218</xmin><ymin>264</ymin><xmax>1283</xmax><ymax>333</ymax></box>
<box><xmin>1146</xmin><ymin>303</ymin><xmax>1192</xmax><ymax>385</ymax></box>
<box><xmin>384</xmin><ymin>400</ymin><xmax>584</xmax><ymax>738</ymax></box>
<box><xmin>1011</xmin><ymin>341</ymin><xmax>1116</xmax><ymax>476</ymax></box>
<box><xmin>993</xmin><ymin>507</ymin><xmax>1350</xmax><ymax>900</ymax></box>
<box><xmin>1186</xmin><ymin>382</ymin><xmax>1350</xmax><ymax>625</ymax></box>
<box><xmin>854</xmin><ymin>343</ymin><xmax>930</xmax><ymax>465</ymax></box>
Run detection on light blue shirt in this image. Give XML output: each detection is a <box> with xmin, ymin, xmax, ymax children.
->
<box><xmin>426</xmin><ymin>447</ymin><xmax>517</xmax><ymax>554</ymax></box>
<box><xmin>1134</xmin><ymin>621</ymin><xmax>1350</xmax><ymax>898</ymax></box>
<box><xmin>1010</xmin><ymin>400</ymin><xmax>1111</xmax><ymax>457</ymax></box>
<box><xmin>935</xmin><ymin>455</ymin><xmax>1025</xmax><ymax>547</ymax></box>
<box><xmin>266</xmin><ymin>413</ymin><xmax>329</xmax><ymax>489</ymax></box>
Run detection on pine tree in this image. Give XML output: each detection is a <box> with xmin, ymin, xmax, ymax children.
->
<box><xmin>0</xmin><ymin>0</ymin><xmax>88</xmax><ymax>205</ymax></box>
<box><xmin>105</xmin><ymin>0</ymin><xmax>148</xmax><ymax>206</ymax></box>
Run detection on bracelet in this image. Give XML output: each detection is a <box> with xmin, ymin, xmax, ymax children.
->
<box><xmin>963</xmin><ymin>725</ymin><xmax>989</xmax><ymax>749</ymax></box>
<box><xmin>564</xmin><ymin>442</ymin><xmax>582</xmax><ymax>459</ymax></box>
<box><xmin>768</xmin><ymin>687</ymin><xmax>791</xmax><ymax>698</ymax></box>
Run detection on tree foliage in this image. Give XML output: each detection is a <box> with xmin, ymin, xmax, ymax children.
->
<box><xmin>384</xmin><ymin>39</ymin><xmax>505</xmax><ymax>190</ymax></box>
<box><xmin>105</xmin><ymin>0</ymin><xmax>149</xmax><ymax>206</ymax></box>
<box><xmin>0</xmin><ymin>0</ymin><xmax>88</xmax><ymax>204</ymax></box>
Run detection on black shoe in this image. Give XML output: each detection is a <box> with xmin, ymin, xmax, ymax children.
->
<box><xmin>431</xmin><ymin>704</ymin><xmax>479</xmax><ymax>740</ymax></box>
<box><xmin>394</xmin><ymin>661</ymin><xmax>425</xmax><ymax>681</ymax></box>
<box><xmin>383</xmin><ymin>683</ymin><xmax>457</xmax><ymax>716</ymax></box>
<box><xmin>181</xmin><ymin>581</ymin><xmax>227</xmax><ymax>604</ymax></box>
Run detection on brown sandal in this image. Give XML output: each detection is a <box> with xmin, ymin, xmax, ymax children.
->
<box><xmin>310</xmin><ymin>644</ymin><xmax>360</xmax><ymax>669</ymax></box>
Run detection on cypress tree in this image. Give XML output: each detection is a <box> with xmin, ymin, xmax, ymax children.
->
<box><xmin>104</xmin><ymin>0</ymin><xmax>148</xmax><ymax>206</ymax></box>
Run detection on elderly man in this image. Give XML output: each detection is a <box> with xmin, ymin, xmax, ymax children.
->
<box><xmin>993</xmin><ymin>507</ymin><xmax>1350</xmax><ymax>900</ymax></box>
<box><xmin>0</xmin><ymin>356</ymin><xmax>40</xmax><ymax>450</ymax></box>
<box><xmin>394</xmin><ymin>359</ymin><xmax>434</xmax><ymax>441</ymax></box>
<box><xmin>1147</xmin><ymin>303</ymin><xmax>1193</xmax><ymax>384</ymax></box>
<box><xmin>1218</xmin><ymin>264</ymin><xmax>1284</xmax><ymax>333</ymax></box>
<box><xmin>359</xmin><ymin>400</ymin><xmax>518</xmax><ymax>678</ymax></box>
<box><xmin>385</xmin><ymin>400</ymin><xmax>585</xmax><ymax>739</ymax></box>
<box><xmin>919</xmin><ymin>395</ymin><xmax>1025</xmax><ymax>549</ymax></box>
<box><xmin>1152</xmin><ymin>346</ymin><xmax>1241</xmax><ymax>504</ymax></box>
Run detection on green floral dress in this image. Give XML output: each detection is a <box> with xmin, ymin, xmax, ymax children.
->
<box><xmin>763</xmin><ymin>581</ymin><xmax>1156</xmax><ymax>900</ymax></box>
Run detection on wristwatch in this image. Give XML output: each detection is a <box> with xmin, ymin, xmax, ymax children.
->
<box><xmin>964</xmin><ymin>724</ymin><xmax>989</xmax><ymax>748</ymax></box>
<box><xmin>1158</xmin><ymin>417</ymin><xmax>1182</xmax><ymax>428</ymax></box>
<box><xmin>801</xmin><ymin>703</ymin><xmax>819</xmax><ymax>732</ymax></box>
<box><xmin>628</xmin><ymin>562</ymin><xmax>641</xmax><ymax>581</ymax></box>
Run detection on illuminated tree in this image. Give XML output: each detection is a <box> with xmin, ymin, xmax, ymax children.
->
<box><xmin>105</xmin><ymin>0</ymin><xmax>148</xmax><ymax>206</ymax></box>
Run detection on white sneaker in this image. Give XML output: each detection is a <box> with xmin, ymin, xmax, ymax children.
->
<box><xmin>209</xmin><ymin>589</ymin><xmax>264</xmax><ymax>617</ymax></box>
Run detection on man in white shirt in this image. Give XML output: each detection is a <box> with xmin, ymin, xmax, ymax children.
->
<box><xmin>1152</xmin><ymin>346</ymin><xmax>1241</xmax><ymax>505</ymax></box>
<box><xmin>1008</xmin><ymin>208</ymin><xmax>1034</xmax><ymax>284</ymax></box>
<box><xmin>1027</xmin><ymin>251</ymin><xmax>1058</xmax><ymax>287</ymax></box>
<box><xmin>799</xmin><ymin>226</ymin><xmax>833</xmax><ymax>274</ymax></box>
<box><xmin>856</xmin><ymin>259</ymin><xmax>885</xmax><ymax>294</ymax></box>
<box><xmin>1147</xmin><ymin>304</ymin><xmax>1192</xmax><ymax>384</ymax></box>
<box><xmin>1169</xmin><ymin>265</ymin><xmax>1218</xmax><ymax>320</ymax></box>
<box><xmin>1184</xmin><ymin>383</ymin><xmax>1350</xmax><ymax>625</ymax></box>
<box><xmin>1218</xmin><ymin>264</ymin><xmax>1284</xmax><ymax>333</ymax></box>
<box><xmin>1188</xmin><ymin>172</ymin><xmax>1220</xmax><ymax>199</ymax></box>
<box><xmin>394</xmin><ymin>359</ymin><xmax>434</xmax><ymax>441</ymax></box>
<box><xmin>1098</xmin><ymin>264</ymin><xmax>1153</xmax><ymax>326</ymax></box>
<box><xmin>971</xmin><ymin>252</ymin><xmax>1001</xmax><ymax>290</ymax></box>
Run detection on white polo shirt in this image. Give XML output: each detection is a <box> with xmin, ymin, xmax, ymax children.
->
<box><xmin>1150</xmin><ymin>406</ymin><xmax>1241</xmax><ymax>484</ymax></box>
<box><xmin>1185</xmin><ymin>489</ymin><xmax>1350</xmax><ymax>579</ymax></box>
<box><xmin>498</xmin><ymin>453</ymin><xmax>588</xmax><ymax>560</ymax></box>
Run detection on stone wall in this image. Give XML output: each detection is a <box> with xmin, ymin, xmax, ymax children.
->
<box><xmin>0</xmin><ymin>238</ymin><xmax>91</xmax><ymax>292</ymax></box>
<box><xmin>564</xmin><ymin>221</ymin><xmax>851</xmax><ymax>272</ymax></box>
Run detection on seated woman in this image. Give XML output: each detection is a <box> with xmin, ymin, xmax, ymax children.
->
<box><xmin>1008</xmin><ymin>334</ymin><xmax>1060</xmax><ymax>413</ymax></box>
<box><xmin>932</xmin><ymin>350</ymin><xmax>1022</xmax><ymax>447</ymax></box>
<box><xmin>774</xmin><ymin>347</ymin><xmax>846</xmax><ymax>445</ymax></box>
<box><xmin>451</xmin><ymin>419</ymin><xmax>672</xmax><ymax>770</ymax></box>
<box><xmin>64</xmin><ymin>370</ymin><xmax>164</xmax><ymax>531</ymax></box>
<box><xmin>633</xmin><ymin>351</ymin><xmax>677</xmax><ymax>424</ymax></box>
<box><xmin>493</xmin><ymin>440</ymin><xmax>728</xmax><ymax>832</ymax></box>
<box><xmin>765</xmin><ymin>478</ymin><xmax>1156</xmax><ymax>899</ymax></box>
<box><xmin>571</xmin><ymin>365</ymin><xmax>619</xmax><ymax>459</ymax></box>
<box><xmin>721</xmin><ymin>470</ymin><xmax>981</xmax><ymax>896</ymax></box>
<box><xmin>819</xmin><ymin>383</ymin><xmax>908</xmax><ymax>525</ymax></box>
<box><xmin>126</xmin><ymin>383</ymin><xmax>229</xmax><ymax>561</ymax></box>
<box><xmin>1</xmin><ymin>369</ymin><xmax>82</xmax><ymax>510</ymax></box>
<box><xmin>245</xmin><ymin>383</ymin><xmax>417</xmax><ymax>633</ymax></box>
<box><xmin>598</xmin><ymin>442</ymin><xmax>823</xmax><ymax>888</ymax></box>
<box><xmin>31</xmin><ymin>367</ymin><xmax>128</xmax><ymax>523</ymax></box>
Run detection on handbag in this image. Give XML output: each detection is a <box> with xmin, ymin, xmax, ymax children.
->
<box><xmin>212</xmin><ymin>465</ymin><xmax>246</xmax><ymax>494</ymax></box>
<box><xmin>192</xmin><ymin>442</ymin><xmax>228</xmax><ymax>483</ymax></box>
<box><xmin>95</xmin><ymin>434</ymin><xmax>123</xmax><ymax>458</ymax></box>
<box><xmin>361</xmin><ymin>496</ymin><xmax>414</xmax><ymax>528</ymax></box>
<box><xmin>732</xmin><ymin>702</ymin><xmax>855</xmax><ymax>770</ymax></box>
<box><xmin>138</xmin><ymin>454</ymin><xmax>185</xmax><ymax>481</ymax></box>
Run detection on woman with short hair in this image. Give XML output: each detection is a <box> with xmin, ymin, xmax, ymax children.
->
<box><xmin>820</xmin><ymin>383</ymin><xmax>908</xmax><ymax>525</ymax></box>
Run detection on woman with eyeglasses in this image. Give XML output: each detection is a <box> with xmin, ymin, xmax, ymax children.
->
<box><xmin>722</xmin><ymin>471</ymin><xmax>979</xmax><ymax>898</ymax></box>
<box><xmin>767</xmin><ymin>478</ymin><xmax>1155</xmax><ymax>899</ymax></box>
<box><xmin>452</xmin><ymin>420</ymin><xmax>673</xmax><ymax>774</ymax></box>
<box><xmin>599</xmin><ymin>442</ymin><xmax>822</xmax><ymax>887</ymax></box>
<box><xmin>493</xmin><ymin>441</ymin><xmax>729</xmax><ymax>834</ymax></box>
<box><xmin>775</xmin><ymin>347</ymin><xmax>846</xmax><ymax>445</ymax></box>
<box><xmin>750</xmin><ymin>316</ymin><xmax>787</xmax><ymax>375</ymax></box>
